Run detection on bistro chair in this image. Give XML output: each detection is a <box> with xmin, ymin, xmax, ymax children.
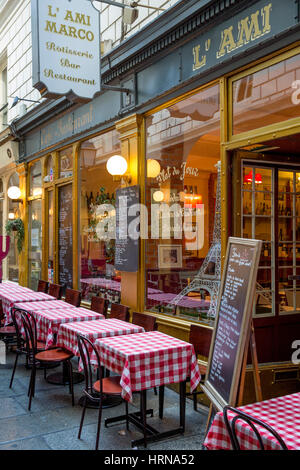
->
<box><xmin>48</xmin><ymin>283</ymin><xmax>62</xmax><ymax>300</ymax></box>
<box><xmin>223</xmin><ymin>405</ymin><xmax>288</xmax><ymax>450</ymax></box>
<box><xmin>131</xmin><ymin>312</ymin><xmax>157</xmax><ymax>332</ymax></box>
<box><xmin>20</xmin><ymin>310</ymin><xmax>74</xmax><ymax>411</ymax></box>
<box><xmin>109</xmin><ymin>303</ymin><xmax>130</xmax><ymax>322</ymax></box>
<box><xmin>0</xmin><ymin>299</ymin><xmax>16</xmax><ymax>344</ymax></box>
<box><xmin>158</xmin><ymin>323</ymin><xmax>212</xmax><ymax>418</ymax></box>
<box><xmin>91</xmin><ymin>296</ymin><xmax>108</xmax><ymax>317</ymax></box>
<box><xmin>37</xmin><ymin>280</ymin><xmax>49</xmax><ymax>293</ymax></box>
<box><xmin>9</xmin><ymin>308</ymin><xmax>48</xmax><ymax>389</ymax></box>
<box><xmin>65</xmin><ymin>288</ymin><xmax>82</xmax><ymax>307</ymax></box>
<box><xmin>77</xmin><ymin>334</ymin><xmax>128</xmax><ymax>450</ymax></box>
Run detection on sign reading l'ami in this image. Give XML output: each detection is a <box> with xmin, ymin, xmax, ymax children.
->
<box><xmin>31</xmin><ymin>0</ymin><xmax>101</xmax><ymax>100</ymax></box>
<box><xmin>202</xmin><ymin>237</ymin><xmax>262</xmax><ymax>411</ymax></box>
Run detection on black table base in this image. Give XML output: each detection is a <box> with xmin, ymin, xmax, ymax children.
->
<box><xmin>104</xmin><ymin>382</ymin><xmax>186</xmax><ymax>448</ymax></box>
<box><xmin>46</xmin><ymin>371</ymin><xmax>84</xmax><ymax>385</ymax></box>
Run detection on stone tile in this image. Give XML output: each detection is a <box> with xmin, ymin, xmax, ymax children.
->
<box><xmin>0</xmin><ymin>436</ymin><xmax>51</xmax><ymax>450</ymax></box>
<box><xmin>0</xmin><ymin>397</ymin><xmax>27</xmax><ymax>419</ymax></box>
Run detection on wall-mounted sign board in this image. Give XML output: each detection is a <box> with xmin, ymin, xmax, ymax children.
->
<box><xmin>202</xmin><ymin>237</ymin><xmax>262</xmax><ymax>412</ymax></box>
<box><xmin>31</xmin><ymin>0</ymin><xmax>101</xmax><ymax>100</ymax></box>
<box><xmin>115</xmin><ymin>185</ymin><xmax>140</xmax><ymax>273</ymax></box>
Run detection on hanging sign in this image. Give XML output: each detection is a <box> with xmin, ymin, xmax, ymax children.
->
<box><xmin>31</xmin><ymin>0</ymin><xmax>101</xmax><ymax>100</ymax></box>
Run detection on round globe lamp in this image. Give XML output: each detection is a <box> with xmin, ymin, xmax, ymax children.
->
<box><xmin>153</xmin><ymin>190</ymin><xmax>164</xmax><ymax>202</ymax></box>
<box><xmin>7</xmin><ymin>186</ymin><xmax>21</xmax><ymax>200</ymax></box>
<box><xmin>147</xmin><ymin>159</ymin><xmax>161</xmax><ymax>178</ymax></box>
<box><xmin>106</xmin><ymin>155</ymin><xmax>128</xmax><ymax>176</ymax></box>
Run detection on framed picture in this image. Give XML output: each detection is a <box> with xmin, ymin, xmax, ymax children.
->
<box><xmin>158</xmin><ymin>245</ymin><xmax>182</xmax><ymax>269</ymax></box>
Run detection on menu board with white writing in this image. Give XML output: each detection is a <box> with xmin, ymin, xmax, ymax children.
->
<box><xmin>58</xmin><ymin>184</ymin><xmax>73</xmax><ymax>290</ymax></box>
<box><xmin>203</xmin><ymin>238</ymin><xmax>262</xmax><ymax>411</ymax></box>
<box><xmin>115</xmin><ymin>185</ymin><xmax>140</xmax><ymax>272</ymax></box>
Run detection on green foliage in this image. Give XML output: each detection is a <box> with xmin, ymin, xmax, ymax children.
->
<box><xmin>5</xmin><ymin>218</ymin><xmax>25</xmax><ymax>253</ymax></box>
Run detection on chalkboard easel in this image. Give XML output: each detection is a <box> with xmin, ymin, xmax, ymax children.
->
<box><xmin>202</xmin><ymin>237</ymin><xmax>263</xmax><ymax>416</ymax></box>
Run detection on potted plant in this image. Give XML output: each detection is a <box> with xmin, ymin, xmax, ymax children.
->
<box><xmin>5</xmin><ymin>218</ymin><xmax>25</xmax><ymax>253</ymax></box>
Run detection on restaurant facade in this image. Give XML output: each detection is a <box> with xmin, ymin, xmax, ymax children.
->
<box><xmin>6</xmin><ymin>0</ymin><xmax>300</xmax><ymax>402</ymax></box>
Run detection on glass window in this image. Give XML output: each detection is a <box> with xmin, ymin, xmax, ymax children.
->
<box><xmin>59</xmin><ymin>147</ymin><xmax>73</xmax><ymax>179</ymax></box>
<box><xmin>232</xmin><ymin>53</ymin><xmax>300</xmax><ymax>135</ymax></box>
<box><xmin>29</xmin><ymin>161</ymin><xmax>42</xmax><ymax>197</ymax></box>
<box><xmin>44</xmin><ymin>155</ymin><xmax>54</xmax><ymax>183</ymax></box>
<box><xmin>79</xmin><ymin>129</ymin><xmax>121</xmax><ymax>302</ymax></box>
<box><xmin>145</xmin><ymin>84</ymin><xmax>220</xmax><ymax>322</ymax></box>
<box><xmin>28</xmin><ymin>199</ymin><xmax>42</xmax><ymax>290</ymax></box>
<box><xmin>48</xmin><ymin>191</ymin><xmax>54</xmax><ymax>283</ymax></box>
<box><xmin>7</xmin><ymin>173</ymin><xmax>20</xmax><ymax>282</ymax></box>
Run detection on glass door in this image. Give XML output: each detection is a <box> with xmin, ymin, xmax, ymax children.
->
<box><xmin>28</xmin><ymin>199</ymin><xmax>42</xmax><ymax>290</ymax></box>
<box><xmin>241</xmin><ymin>163</ymin><xmax>300</xmax><ymax>317</ymax></box>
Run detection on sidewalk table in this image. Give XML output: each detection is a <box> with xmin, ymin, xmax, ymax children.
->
<box><xmin>0</xmin><ymin>289</ymin><xmax>56</xmax><ymax>324</ymax></box>
<box><xmin>57</xmin><ymin>318</ymin><xmax>145</xmax><ymax>362</ymax></box>
<box><xmin>204</xmin><ymin>392</ymin><xmax>300</xmax><ymax>450</ymax></box>
<box><xmin>56</xmin><ymin>318</ymin><xmax>145</xmax><ymax>409</ymax></box>
<box><xmin>13</xmin><ymin>300</ymin><xmax>73</xmax><ymax>312</ymax></box>
<box><xmin>93</xmin><ymin>330</ymin><xmax>201</xmax><ymax>447</ymax></box>
<box><xmin>31</xmin><ymin>307</ymin><xmax>105</xmax><ymax>349</ymax></box>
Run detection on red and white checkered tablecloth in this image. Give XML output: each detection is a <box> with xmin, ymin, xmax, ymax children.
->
<box><xmin>0</xmin><ymin>289</ymin><xmax>56</xmax><ymax>324</ymax></box>
<box><xmin>204</xmin><ymin>392</ymin><xmax>300</xmax><ymax>450</ymax></box>
<box><xmin>57</xmin><ymin>319</ymin><xmax>145</xmax><ymax>369</ymax></box>
<box><xmin>93</xmin><ymin>330</ymin><xmax>201</xmax><ymax>402</ymax></box>
<box><xmin>12</xmin><ymin>300</ymin><xmax>74</xmax><ymax>312</ymax></box>
<box><xmin>31</xmin><ymin>307</ymin><xmax>105</xmax><ymax>349</ymax></box>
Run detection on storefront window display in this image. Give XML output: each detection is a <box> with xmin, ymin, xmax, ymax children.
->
<box><xmin>79</xmin><ymin>129</ymin><xmax>121</xmax><ymax>302</ymax></box>
<box><xmin>145</xmin><ymin>84</ymin><xmax>220</xmax><ymax>321</ymax></box>
<box><xmin>28</xmin><ymin>199</ymin><xmax>42</xmax><ymax>290</ymax></box>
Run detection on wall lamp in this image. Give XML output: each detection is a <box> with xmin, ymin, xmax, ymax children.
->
<box><xmin>10</xmin><ymin>96</ymin><xmax>41</xmax><ymax>109</ymax></box>
<box><xmin>106</xmin><ymin>155</ymin><xmax>131</xmax><ymax>183</ymax></box>
<box><xmin>7</xmin><ymin>186</ymin><xmax>23</xmax><ymax>203</ymax></box>
<box><xmin>92</xmin><ymin>1</ymin><xmax>164</xmax><ymax>25</ymax></box>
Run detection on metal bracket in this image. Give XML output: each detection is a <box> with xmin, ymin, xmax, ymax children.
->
<box><xmin>102</xmin><ymin>84</ymin><xmax>132</xmax><ymax>94</ymax></box>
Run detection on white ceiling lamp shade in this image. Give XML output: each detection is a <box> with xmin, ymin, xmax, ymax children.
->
<box><xmin>7</xmin><ymin>186</ymin><xmax>21</xmax><ymax>200</ymax></box>
<box><xmin>153</xmin><ymin>190</ymin><xmax>164</xmax><ymax>202</ymax></box>
<box><xmin>106</xmin><ymin>155</ymin><xmax>128</xmax><ymax>176</ymax></box>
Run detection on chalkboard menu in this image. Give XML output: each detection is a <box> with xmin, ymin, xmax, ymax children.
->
<box><xmin>115</xmin><ymin>185</ymin><xmax>140</xmax><ymax>272</ymax></box>
<box><xmin>202</xmin><ymin>237</ymin><xmax>262</xmax><ymax>411</ymax></box>
<box><xmin>58</xmin><ymin>184</ymin><xmax>73</xmax><ymax>289</ymax></box>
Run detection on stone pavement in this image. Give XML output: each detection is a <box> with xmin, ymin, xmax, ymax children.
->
<box><xmin>0</xmin><ymin>349</ymin><xmax>209</xmax><ymax>450</ymax></box>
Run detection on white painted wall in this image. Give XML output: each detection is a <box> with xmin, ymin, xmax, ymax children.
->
<box><xmin>0</xmin><ymin>0</ymin><xmax>180</xmax><ymax>124</ymax></box>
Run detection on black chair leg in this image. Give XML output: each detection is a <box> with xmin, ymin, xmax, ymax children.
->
<box><xmin>28</xmin><ymin>366</ymin><xmax>36</xmax><ymax>411</ymax></box>
<box><xmin>153</xmin><ymin>386</ymin><xmax>157</xmax><ymax>395</ymax></box>
<box><xmin>193</xmin><ymin>392</ymin><xmax>198</xmax><ymax>411</ymax></box>
<box><xmin>179</xmin><ymin>381</ymin><xmax>186</xmax><ymax>433</ymax></box>
<box><xmin>9</xmin><ymin>351</ymin><xmax>19</xmax><ymax>388</ymax></box>
<box><xmin>159</xmin><ymin>385</ymin><xmax>164</xmax><ymax>419</ymax></box>
<box><xmin>78</xmin><ymin>396</ymin><xmax>87</xmax><ymax>439</ymax></box>
<box><xmin>125</xmin><ymin>400</ymin><xmax>129</xmax><ymax>431</ymax></box>
<box><xmin>67</xmin><ymin>360</ymin><xmax>74</xmax><ymax>406</ymax></box>
<box><xmin>141</xmin><ymin>390</ymin><xmax>147</xmax><ymax>448</ymax></box>
<box><xmin>95</xmin><ymin>399</ymin><xmax>103</xmax><ymax>451</ymax></box>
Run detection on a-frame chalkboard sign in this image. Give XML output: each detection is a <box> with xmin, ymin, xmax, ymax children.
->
<box><xmin>202</xmin><ymin>237</ymin><xmax>262</xmax><ymax>412</ymax></box>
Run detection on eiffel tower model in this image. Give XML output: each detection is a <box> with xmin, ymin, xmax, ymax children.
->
<box><xmin>166</xmin><ymin>161</ymin><xmax>222</xmax><ymax>319</ymax></box>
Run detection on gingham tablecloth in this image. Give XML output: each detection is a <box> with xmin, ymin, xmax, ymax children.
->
<box><xmin>31</xmin><ymin>307</ymin><xmax>105</xmax><ymax>349</ymax></box>
<box><xmin>0</xmin><ymin>289</ymin><xmax>56</xmax><ymax>324</ymax></box>
<box><xmin>93</xmin><ymin>330</ymin><xmax>201</xmax><ymax>402</ymax></box>
<box><xmin>12</xmin><ymin>300</ymin><xmax>75</xmax><ymax>312</ymax></box>
<box><xmin>204</xmin><ymin>392</ymin><xmax>300</xmax><ymax>450</ymax></box>
<box><xmin>57</xmin><ymin>318</ymin><xmax>145</xmax><ymax>369</ymax></box>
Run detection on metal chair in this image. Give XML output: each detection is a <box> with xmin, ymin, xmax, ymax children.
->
<box><xmin>65</xmin><ymin>288</ymin><xmax>82</xmax><ymax>307</ymax></box>
<box><xmin>91</xmin><ymin>296</ymin><xmax>108</xmax><ymax>317</ymax></box>
<box><xmin>77</xmin><ymin>334</ymin><xmax>128</xmax><ymax>450</ymax></box>
<box><xmin>48</xmin><ymin>283</ymin><xmax>62</xmax><ymax>299</ymax></box>
<box><xmin>20</xmin><ymin>310</ymin><xmax>74</xmax><ymax>410</ymax></box>
<box><xmin>131</xmin><ymin>312</ymin><xmax>157</xmax><ymax>331</ymax></box>
<box><xmin>0</xmin><ymin>299</ymin><xmax>16</xmax><ymax>344</ymax></box>
<box><xmin>109</xmin><ymin>303</ymin><xmax>130</xmax><ymax>322</ymax></box>
<box><xmin>37</xmin><ymin>280</ymin><xmax>49</xmax><ymax>293</ymax></box>
<box><xmin>223</xmin><ymin>405</ymin><xmax>288</xmax><ymax>450</ymax></box>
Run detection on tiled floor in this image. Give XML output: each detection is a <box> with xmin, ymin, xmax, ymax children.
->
<box><xmin>0</xmin><ymin>349</ymin><xmax>209</xmax><ymax>450</ymax></box>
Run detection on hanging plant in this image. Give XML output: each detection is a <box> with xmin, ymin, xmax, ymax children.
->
<box><xmin>5</xmin><ymin>218</ymin><xmax>25</xmax><ymax>253</ymax></box>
